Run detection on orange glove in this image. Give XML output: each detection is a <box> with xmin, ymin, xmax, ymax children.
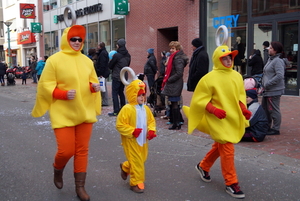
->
<box><xmin>147</xmin><ymin>130</ymin><xmax>156</xmax><ymax>140</ymax></box>
<box><xmin>206</xmin><ymin>102</ymin><xmax>226</xmax><ymax>119</ymax></box>
<box><xmin>132</xmin><ymin>128</ymin><xmax>142</xmax><ymax>138</ymax></box>
<box><xmin>239</xmin><ymin>101</ymin><xmax>252</xmax><ymax>120</ymax></box>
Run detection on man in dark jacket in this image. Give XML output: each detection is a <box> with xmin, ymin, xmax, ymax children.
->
<box><xmin>95</xmin><ymin>42</ymin><xmax>110</xmax><ymax>106</ymax></box>
<box><xmin>187</xmin><ymin>38</ymin><xmax>209</xmax><ymax>92</ymax></box>
<box><xmin>241</xmin><ymin>89</ymin><xmax>268</xmax><ymax>142</ymax></box>
<box><xmin>108</xmin><ymin>38</ymin><xmax>131</xmax><ymax>116</ymax></box>
<box><xmin>144</xmin><ymin>48</ymin><xmax>157</xmax><ymax>89</ymax></box>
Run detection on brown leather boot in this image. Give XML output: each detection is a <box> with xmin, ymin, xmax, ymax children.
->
<box><xmin>74</xmin><ymin>172</ymin><xmax>90</xmax><ymax>201</ymax></box>
<box><xmin>53</xmin><ymin>165</ymin><xmax>64</xmax><ymax>189</ymax></box>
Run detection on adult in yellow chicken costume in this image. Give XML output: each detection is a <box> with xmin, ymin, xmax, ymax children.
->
<box><xmin>116</xmin><ymin>67</ymin><xmax>156</xmax><ymax>193</ymax></box>
<box><xmin>31</xmin><ymin>25</ymin><xmax>101</xmax><ymax>201</ymax></box>
<box><xmin>183</xmin><ymin>42</ymin><xmax>251</xmax><ymax>199</ymax></box>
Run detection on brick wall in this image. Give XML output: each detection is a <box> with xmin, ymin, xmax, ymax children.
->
<box><xmin>125</xmin><ymin>0</ymin><xmax>199</xmax><ymax>82</ymax></box>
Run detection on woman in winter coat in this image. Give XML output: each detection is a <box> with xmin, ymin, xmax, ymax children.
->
<box><xmin>261</xmin><ymin>41</ymin><xmax>285</xmax><ymax>135</ymax></box>
<box><xmin>248</xmin><ymin>49</ymin><xmax>264</xmax><ymax>76</ymax></box>
<box><xmin>162</xmin><ymin>41</ymin><xmax>189</xmax><ymax>130</ymax></box>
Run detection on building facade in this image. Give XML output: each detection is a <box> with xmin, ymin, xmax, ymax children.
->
<box><xmin>42</xmin><ymin>0</ymin><xmax>125</xmax><ymax>57</ymax></box>
<box><xmin>2</xmin><ymin>0</ymin><xmax>300</xmax><ymax>95</ymax></box>
<box><xmin>126</xmin><ymin>0</ymin><xmax>300</xmax><ymax>96</ymax></box>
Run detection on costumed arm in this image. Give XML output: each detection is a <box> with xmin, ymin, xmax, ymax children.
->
<box><xmin>116</xmin><ymin>106</ymin><xmax>136</xmax><ymax>138</ymax></box>
<box><xmin>239</xmin><ymin>101</ymin><xmax>252</xmax><ymax>120</ymax></box>
<box><xmin>31</xmin><ymin>59</ymin><xmax>58</xmax><ymax>117</ymax></box>
<box><xmin>145</xmin><ymin>106</ymin><xmax>157</xmax><ymax>140</ymax></box>
<box><xmin>206</xmin><ymin>102</ymin><xmax>226</xmax><ymax>119</ymax></box>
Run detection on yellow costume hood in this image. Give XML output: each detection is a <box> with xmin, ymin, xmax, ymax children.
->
<box><xmin>183</xmin><ymin>45</ymin><xmax>248</xmax><ymax>144</ymax></box>
<box><xmin>31</xmin><ymin>25</ymin><xmax>101</xmax><ymax>129</ymax></box>
<box><xmin>125</xmin><ymin>79</ymin><xmax>146</xmax><ymax>105</ymax></box>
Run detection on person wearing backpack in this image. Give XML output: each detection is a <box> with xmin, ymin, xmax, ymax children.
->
<box><xmin>108</xmin><ymin>39</ymin><xmax>131</xmax><ymax>116</ymax></box>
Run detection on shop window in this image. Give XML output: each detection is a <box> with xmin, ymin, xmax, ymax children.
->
<box><xmin>99</xmin><ymin>21</ymin><xmax>111</xmax><ymax>51</ymax></box>
<box><xmin>44</xmin><ymin>31</ymin><xmax>59</xmax><ymax>56</ymax></box>
<box><xmin>43</xmin><ymin>0</ymin><xmax>57</xmax><ymax>11</ymax></box>
<box><xmin>61</xmin><ymin>0</ymin><xmax>73</xmax><ymax>7</ymax></box>
<box><xmin>112</xmin><ymin>18</ymin><xmax>125</xmax><ymax>50</ymax></box>
<box><xmin>251</xmin><ymin>0</ymin><xmax>299</xmax><ymax>17</ymax></box>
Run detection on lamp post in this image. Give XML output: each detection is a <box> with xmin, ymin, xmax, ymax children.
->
<box><xmin>4</xmin><ymin>21</ymin><xmax>12</xmax><ymax>68</ymax></box>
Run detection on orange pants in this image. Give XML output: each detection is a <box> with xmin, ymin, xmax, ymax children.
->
<box><xmin>53</xmin><ymin>123</ymin><xmax>92</xmax><ymax>173</ymax></box>
<box><xmin>200</xmin><ymin>142</ymin><xmax>238</xmax><ymax>186</ymax></box>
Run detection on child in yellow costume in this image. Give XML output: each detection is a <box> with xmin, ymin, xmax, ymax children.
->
<box><xmin>31</xmin><ymin>25</ymin><xmax>101</xmax><ymax>201</ymax></box>
<box><xmin>183</xmin><ymin>45</ymin><xmax>251</xmax><ymax>199</ymax></box>
<box><xmin>116</xmin><ymin>67</ymin><xmax>156</xmax><ymax>193</ymax></box>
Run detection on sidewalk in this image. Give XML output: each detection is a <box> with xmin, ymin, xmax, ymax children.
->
<box><xmin>9</xmin><ymin>78</ymin><xmax>300</xmax><ymax>160</ymax></box>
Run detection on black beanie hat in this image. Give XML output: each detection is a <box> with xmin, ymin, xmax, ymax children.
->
<box><xmin>246</xmin><ymin>89</ymin><xmax>257</xmax><ymax>100</ymax></box>
<box><xmin>117</xmin><ymin>39</ymin><xmax>126</xmax><ymax>47</ymax></box>
<box><xmin>192</xmin><ymin>38</ymin><xmax>203</xmax><ymax>48</ymax></box>
<box><xmin>262</xmin><ymin>41</ymin><xmax>269</xmax><ymax>47</ymax></box>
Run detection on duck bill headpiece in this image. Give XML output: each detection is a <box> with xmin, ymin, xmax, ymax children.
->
<box><xmin>213</xmin><ymin>45</ymin><xmax>238</xmax><ymax>70</ymax></box>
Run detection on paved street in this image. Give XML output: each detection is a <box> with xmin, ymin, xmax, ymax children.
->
<box><xmin>1</xmin><ymin>79</ymin><xmax>300</xmax><ymax>201</ymax></box>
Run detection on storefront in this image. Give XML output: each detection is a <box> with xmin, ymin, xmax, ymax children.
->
<box><xmin>43</xmin><ymin>1</ymin><xmax>125</xmax><ymax>57</ymax></box>
<box><xmin>203</xmin><ymin>0</ymin><xmax>300</xmax><ymax>95</ymax></box>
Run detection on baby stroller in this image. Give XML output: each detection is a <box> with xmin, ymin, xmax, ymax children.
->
<box><xmin>7</xmin><ymin>73</ymin><xmax>16</xmax><ymax>86</ymax></box>
<box><xmin>147</xmin><ymin>76</ymin><xmax>165</xmax><ymax>117</ymax></box>
<box><xmin>243</xmin><ymin>74</ymin><xmax>263</xmax><ymax>94</ymax></box>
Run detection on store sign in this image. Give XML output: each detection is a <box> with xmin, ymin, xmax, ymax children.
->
<box><xmin>114</xmin><ymin>0</ymin><xmax>128</xmax><ymax>15</ymax></box>
<box><xmin>17</xmin><ymin>31</ymin><xmax>36</xmax><ymax>45</ymax></box>
<box><xmin>20</xmin><ymin>3</ymin><xmax>35</xmax><ymax>19</ymax></box>
<box><xmin>212</xmin><ymin>14</ymin><xmax>239</xmax><ymax>37</ymax></box>
<box><xmin>54</xmin><ymin>3</ymin><xmax>103</xmax><ymax>23</ymax></box>
<box><xmin>31</xmin><ymin>22</ymin><xmax>42</xmax><ymax>33</ymax></box>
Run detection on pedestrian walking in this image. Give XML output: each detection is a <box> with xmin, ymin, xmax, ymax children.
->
<box><xmin>95</xmin><ymin>42</ymin><xmax>110</xmax><ymax>106</ymax></box>
<box><xmin>31</xmin><ymin>25</ymin><xmax>101</xmax><ymax>201</ymax></box>
<box><xmin>183</xmin><ymin>44</ymin><xmax>251</xmax><ymax>199</ymax></box>
<box><xmin>187</xmin><ymin>38</ymin><xmax>209</xmax><ymax>92</ymax></box>
<box><xmin>21</xmin><ymin>68</ymin><xmax>27</xmax><ymax>85</ymax></box>
<box><xmin>116</xmin><ymin>67</ymin><xmax>156</xmax><ymax>193</ymax></box>
<box><xmin>0</xmin><ymin>62</ymin><xmax>7</xmax><ymax>86</ymax></box>
<box><xmin>29</xmin><ymin>56</ymin><xmax>37</xmax><ymax>83</ymax></box>
<box><xmin>108</xmin><ymin>38</ymin><xmax>131</xmax><ymax>116</ymax></box>
<box><xmin>261</xmin><ymin>41</ymin><xmax>285</xmax><ymax>135</ymax></box>
<box><xmin>144</xmin><ymin>48</ymin><xmax>157</xmax><ymax>89</ymax></box>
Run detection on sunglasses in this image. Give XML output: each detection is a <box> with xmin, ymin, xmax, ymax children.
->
<box><xmin>70</xmin><ymin>37</ymin><xmax>83</xmax><ymax>42</ymax></box>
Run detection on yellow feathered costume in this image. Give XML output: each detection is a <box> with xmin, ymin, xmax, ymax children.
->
<box><xmin>31</xmin><ymin>25</ymin><xmax>101</xmax><ymax>129</ymax></box>
<box><xmin>183</xmin><ymin>45</ymin><xmax>249</xmax><ymax>144</ymax></box>
<box><xmin>116</xmin><ymin>79</ymin><xmax>156</xmax><ymax>187</ymax></box>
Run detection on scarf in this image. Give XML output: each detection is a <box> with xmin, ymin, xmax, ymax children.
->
<box><xmin>162</xmin><ymin>50</ymin><xmax>179</xmax><ymax>89</ymax></box>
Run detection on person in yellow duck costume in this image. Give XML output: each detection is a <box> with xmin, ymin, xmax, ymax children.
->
<box><xmin>183</xmin><ymin>45</ymin><xmax>251</xmax><ymax>199</ymax></box>
<box><xmin>31</xmin><ymin>25</ymin><xmax>101</xmax><ymax>201</ymax></box>
<box><xmin>116</xmin><ymin>70</ymin><xmax>156</xmax><ymax>193</ymax></box>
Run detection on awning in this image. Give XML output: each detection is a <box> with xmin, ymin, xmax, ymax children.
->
<box><xmin>3</xmin><ymin>43</ymin><xmax>20</xmax><ymax>50</ymax></box>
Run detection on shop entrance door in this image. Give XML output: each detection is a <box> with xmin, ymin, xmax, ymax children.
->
<box><xmin>252</xmin><ymin>20</ymin><xmax>299</xmax><ymax>95</ymax></box>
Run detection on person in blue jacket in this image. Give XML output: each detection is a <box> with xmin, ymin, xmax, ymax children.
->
<box><xmin>35</xmin><ymin>56</ymin><xmax>46</xmax><ymax>81</ymax></box>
